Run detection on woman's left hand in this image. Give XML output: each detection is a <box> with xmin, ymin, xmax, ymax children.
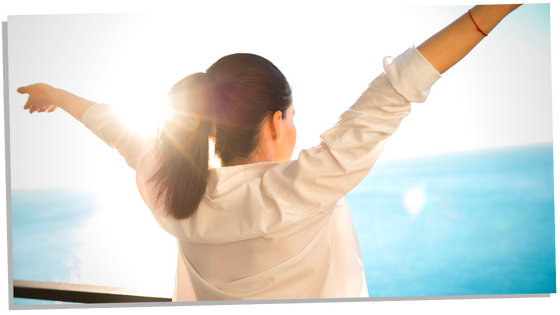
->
<box><xmin>17</xmin><ymin>83</ymin><xmax>59</xmax><ymax>114</ymax></box>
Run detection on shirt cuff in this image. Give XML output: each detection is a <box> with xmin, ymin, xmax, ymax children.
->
<box><xmin>82</xmin><ymin>103</ymin><xmax>117</xmax><ymax>144</ymax></box>
<box><xmin>382</xmin><ymin>45</ymin><xmax>441</xmax><ymax>103</ymax></box>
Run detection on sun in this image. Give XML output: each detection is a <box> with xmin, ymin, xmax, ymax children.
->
<box><xmin>113</xmin><ymin>100</ymin><xmax>222</xmax><ymax>169</ymax></box>
<box><xmin>113</xmin><ymin>99</ymin><xmax>172</xmax><ymax>139</ymax></box>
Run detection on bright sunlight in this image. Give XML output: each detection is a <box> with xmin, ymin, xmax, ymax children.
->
<box><xmin>113</xmin><ymin>99</ymin><xmax>222</xmax><ymax>168</ymax></box>
<box><xmin>113</xmin><ymin>98</ymin><xmax>172</xmax><ymax>139</ymax></box>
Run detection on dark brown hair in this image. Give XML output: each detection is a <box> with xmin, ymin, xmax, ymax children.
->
<box><xmin>149</xmin><ymin>53</ymin><xmax>292</xmax><ymax>220</ymax></box>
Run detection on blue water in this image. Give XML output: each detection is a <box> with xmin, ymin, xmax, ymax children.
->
<box><xmin>10</xmin><ymin>144</ymin><xmax>556</xmax><ymax>304</ymax></box>
<box><xmin>346</xmin><ymin>143</ymin><xmax>556</xmax><ymax>297</ymax></box>
<box><xmin>11</xmin><ymin>189</ymin><xmax>97</xmax><ymax>305</ymax></box>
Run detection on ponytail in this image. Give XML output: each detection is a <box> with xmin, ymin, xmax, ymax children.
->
<box><xmin>150</xmin><ymin>53</ymin><xmax>292</xmax><ymax>220</ymax></box>
<box><xmin>148</xmin><ymin>72</ymin><xmax>216</xmax><ymax>220</ymax></box>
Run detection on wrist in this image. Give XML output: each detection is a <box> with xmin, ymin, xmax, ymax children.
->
<box><xmin>470</xmin><ymin>4</ymin><xmax>521</xmax><ymax>36</ymax></box>
<box><xmin>48</xmin><ymin>86</ymin><xmax>64</xmax><ymax>105</ymax></box>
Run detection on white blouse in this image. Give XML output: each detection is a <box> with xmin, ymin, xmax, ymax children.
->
<box><xmin>82</xmin><ymin>46</ymin><xmax>441</xmax><ymax>301</ymax></box>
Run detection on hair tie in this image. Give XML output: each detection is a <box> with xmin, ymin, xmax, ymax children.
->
<box><xmin>468</xmin><ymin>9</ymin><xmax>488</xmax><ymax>37</ymax></box>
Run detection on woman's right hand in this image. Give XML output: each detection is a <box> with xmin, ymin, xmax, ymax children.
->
<box><xmin>476</xmin><ymin>1</ymin><xmax>524</xmax><ymax>12</ymax></box>
<box><xmin>417</xmin><ymin>4</ymin><xmax>522</xmax><ymax>74</ymax></box>
<box><xmin>17</xmin><ymin>83</ymin><xmax>59</xmax><ymax>114</ymax></box>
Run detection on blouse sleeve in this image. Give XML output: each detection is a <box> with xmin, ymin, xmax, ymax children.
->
<box><xmin>262</xmin><ymin>46</ymin><xmax>441</xmax><ymax>214</ymax></box>
<box><xmin>81</xmin><ymin>103</ymin><xmax>155</xmax><ymax>171</ymax></box>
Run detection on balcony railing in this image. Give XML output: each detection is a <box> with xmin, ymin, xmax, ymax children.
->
<box><xmin>13</xmin><ymin>280</ymin><xmax>172</xmax><ymax>304</ymax></box>
<box><xmin>13</xmin><ymin>280</ymin><xmax>553</xmax><ymax>305</ymax></box>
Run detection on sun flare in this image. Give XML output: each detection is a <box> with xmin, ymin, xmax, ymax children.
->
<box><xmin>114</xmin><ymin>101</ymin><xmax>222</xmax><ymax>169</ymax></box>
<box><xmin>403</xmin><ymin>188</ymin><xmax>426</xmax><ymax>215</ymax></box>
<box><xmin>114</xmin><ymin>101</ymin><xmax>173</xmax><ymax>138</ymax></box>
<box><xmin>209</xmin><ymin>139</ymin><xmax>222</xmax><ymax>169</ymax></box>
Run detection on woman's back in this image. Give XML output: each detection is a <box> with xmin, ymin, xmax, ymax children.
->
<box><xmin>126</xmin><ymin>46</ymin><xmax>439</xmax><ymax>300</ymax></box>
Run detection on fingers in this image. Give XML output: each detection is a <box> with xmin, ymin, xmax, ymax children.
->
<box><xmin>36</xmin><ymin>105</ymin><xmax>56</xmax><ymax>113</ymax></box>
<box><xmin>26</xmin><ymin>104</ymin><xmax>57</xmax><ymax>114</ymax></box>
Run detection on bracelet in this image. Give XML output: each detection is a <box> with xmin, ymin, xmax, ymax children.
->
<box><xmin>468</xmin><ymin>9</ymin><xmax>488</xmax><ymax>37</ymax></box>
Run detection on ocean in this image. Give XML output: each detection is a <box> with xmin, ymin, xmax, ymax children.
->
<box><xmin>10</xmin><ymin>143</ymin><xmax>556</xmax><ymax>305</ymax></box>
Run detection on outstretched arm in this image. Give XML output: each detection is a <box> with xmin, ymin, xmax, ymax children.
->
<box><xmin>417</xmin><ymin>4</ymin><xmax>522</xmax><ymax>74</ymax></box>
<box><xmin>18</xmin><ymin>83</ymin><xmax>153</xmax><ymax>171</ymax></box>
<box><xmin>17</xmin><ymin>83</ymin><xmax>95</xmax><ymax>122</ymax></box>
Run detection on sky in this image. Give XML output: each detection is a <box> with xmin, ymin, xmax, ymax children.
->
<box><xmin>1</xmin><ymin>1</ymin><xmax>559</xmax><ymax>315</ymax></box>
<box><xmin>6</xmin><ymin>3</ymin><xmax>552</xmax><ymax>190</ymax></box>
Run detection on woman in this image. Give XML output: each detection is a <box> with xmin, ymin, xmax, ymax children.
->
<box><xmin>17</xmin><ymin>5</ymin><xmax>522</xmax><ymax>301</ymax></box>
